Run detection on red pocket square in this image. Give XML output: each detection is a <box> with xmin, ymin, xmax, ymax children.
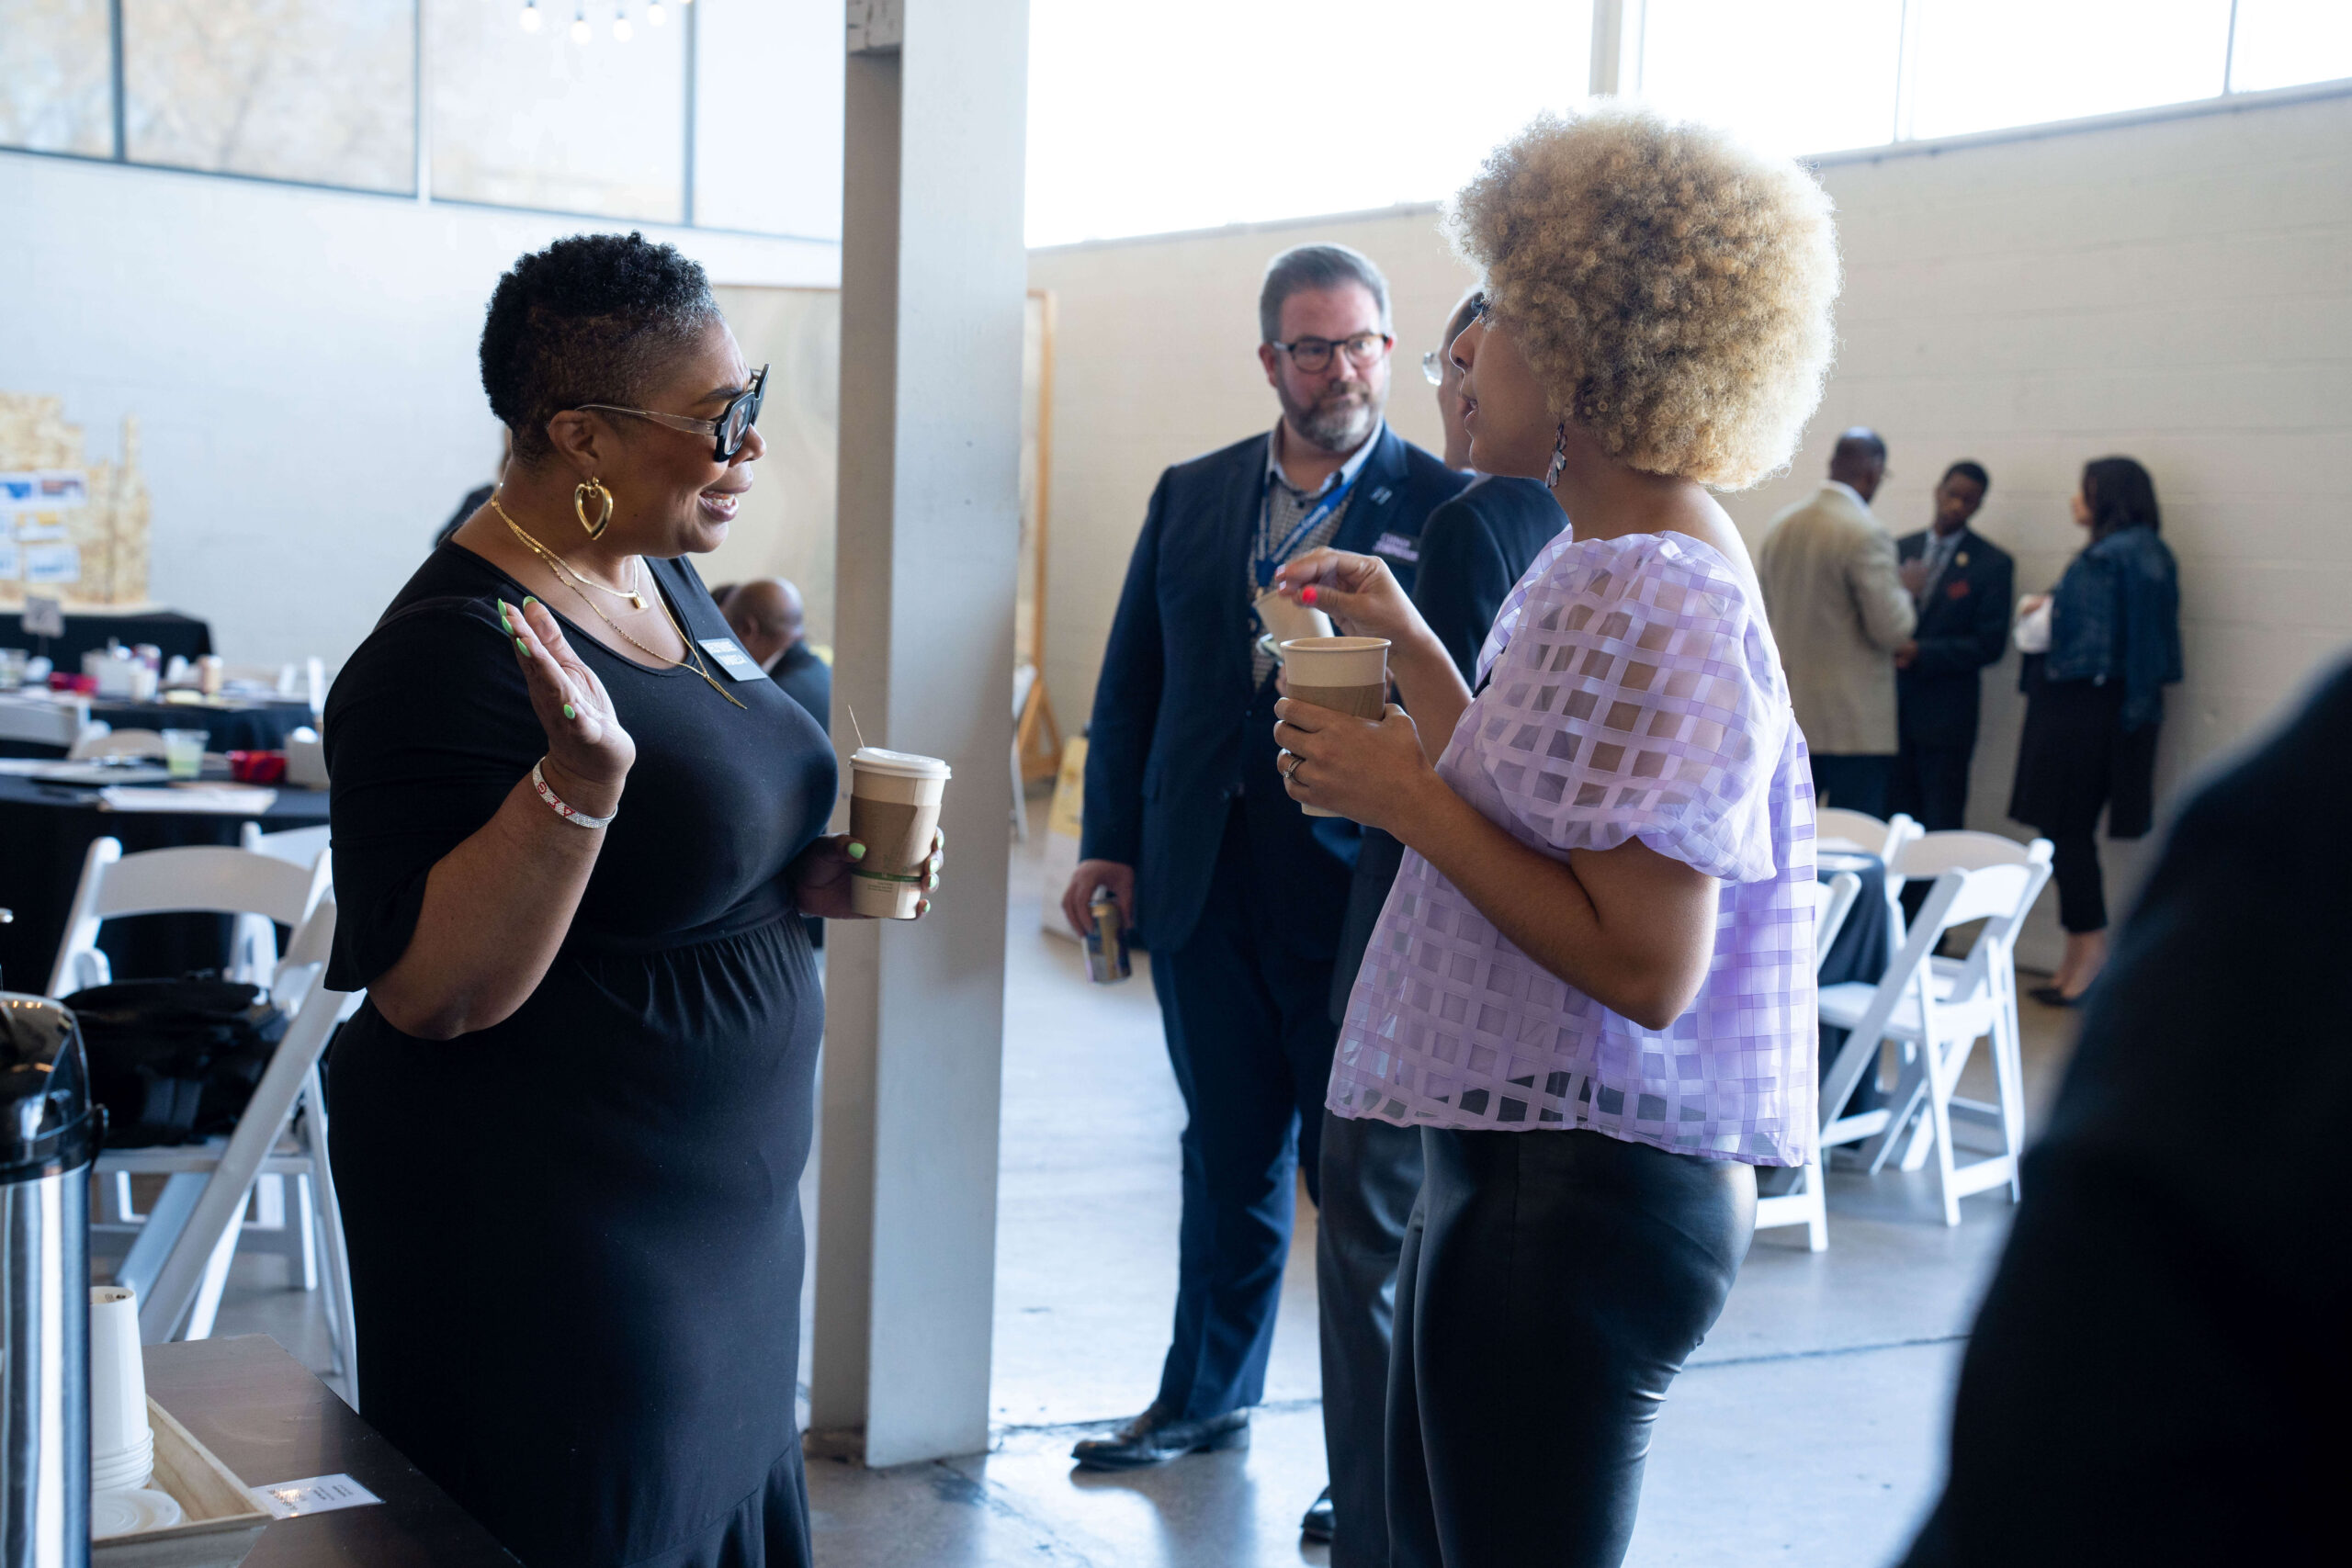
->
<box><xmin>1944</xmin><ymin>580</ymin><xmax>1972</xmax><ymax>599</ymax></box>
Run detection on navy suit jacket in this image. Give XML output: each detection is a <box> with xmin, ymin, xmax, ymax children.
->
<box><xmin>1080</xmin><ymin>425</ymin><xmax>1469</xmax><ymax>953</ymax></box>
<box><xmin>1894</xmin><ymin>525</ymin><xmax>2014</xmax><ymax>750</ymax></box>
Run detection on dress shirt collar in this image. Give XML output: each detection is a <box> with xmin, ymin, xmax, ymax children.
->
<box><xmin>1267</xmin><ymin>417</ymin><xmax>1383</xmax><ymax>499</ymax></box>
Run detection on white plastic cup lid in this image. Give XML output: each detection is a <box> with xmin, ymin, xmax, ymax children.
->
<box><xmin>851</xmin><ymin>747</ymin><xmax>953</xmax><ymax>781</ymax></box>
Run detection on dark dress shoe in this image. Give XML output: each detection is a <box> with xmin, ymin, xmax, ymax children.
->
<box><xmin>2028</xmin><ymin>984</ymin><xmax>2085</xmax><ymax>1009</ymax></box>
<box><xmin>1070</xmin><ymin>1403</ymin><xmax>1250</xmax><ymax>1471</ymax></box>
<box><xmin>1300</xmin><ymin>1485</ymin><xmax>1334</xmax><ymax>1543</ymax></box>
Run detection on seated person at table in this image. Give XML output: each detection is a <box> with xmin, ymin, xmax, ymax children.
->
<box><xmin>1268</xmin><ymin>107</ymin><xmax>1833</xmax><ymax>1567</ymax></box>
<box><xmin>721</xmin><ymin>576</ymin><xmax>829</xmax><ymax>729</ymax></box>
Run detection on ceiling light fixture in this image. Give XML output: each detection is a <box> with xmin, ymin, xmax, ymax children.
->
<box><xmin>646</xmin><ymin>1</ymin><xmax>665</xmax><ymax>25</ymax></box>
<box><xmin>613</xmin><ymin>4</ymin><xmax>632</xmax><ymax>41</ymax></box>
<box><xmin>519</xmin><ymin>0</ymin><xmax>542</xmax><ymax>31</ymax></box>
<box><xmin>570</xmin><ymin>3</ymin><xmax>590</xmax><ymax>43</ymax></box>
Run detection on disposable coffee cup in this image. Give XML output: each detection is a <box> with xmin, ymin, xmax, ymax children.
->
<box><xmin>91</xmin><ymin>1285</ymin><xmax>154</xmax><ymax>1487</ymax></box>
<box><xmin>1278</xmin><ymin>636</ymin><xmax>1391</xmax><ymax>818</ymax></box>
<box><xmin>1253</xmin><ymin>589</ymin><xmax>1334</xmax><ymax>653</ymax></box>
<box><xmin>848</xmin><ymin>747</ymin><xmax>951</xmax><ymax>919</ymax></box>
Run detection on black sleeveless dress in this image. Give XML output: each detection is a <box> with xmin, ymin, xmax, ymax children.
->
<box><xmin>322</xmin><ymin>545</ymin><xmax>835</xmax><ymax>1568</ymax></box>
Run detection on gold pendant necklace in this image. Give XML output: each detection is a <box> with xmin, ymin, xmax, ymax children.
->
<box><xmin>492</xmin><ymin>498</ymin><xmax>746</xmax><ymax>711</ymax></box>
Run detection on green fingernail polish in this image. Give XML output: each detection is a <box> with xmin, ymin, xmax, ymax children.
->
<box><xmin>515</xmin><ymin>637</ymin><xmax>530</xmax><ymax>655</ymax></box>
<box><xmin>562</xmin><ymin>704</ymin><xmax>576</xmax><ymax>719</ymax></box>
<box><xmin>499</xmin><ymin>605</ymin><xmax>512</xmax><ymax>633</ymax></box>
<box><xmin>524</xmin><ymin>596</ymin><xmax>539</xmax><ymax>608</ymax></box>
<box><xmin>846</xmin><ymin>841</ymin><xmax>866</xmax><ymax>861</ymax></box>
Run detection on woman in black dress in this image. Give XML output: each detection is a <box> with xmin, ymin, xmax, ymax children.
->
<box><xmin>2008</xmin><ymin>457</ymin><xmax>2179</xmax><ymax>1005</ymax></box>
<box><xmin>323</xmin><ymin>233</ymin><xmax>941</xmax><ymax>1567</ymax></box>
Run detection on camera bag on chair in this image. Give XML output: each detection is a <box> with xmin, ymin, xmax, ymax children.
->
<box><xmin>65</xmin><ymin>976</ymin><xmax>288</xmax><ymax>1147</ymax></box>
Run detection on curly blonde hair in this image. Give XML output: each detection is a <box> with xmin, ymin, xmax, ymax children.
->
<box><xmin>1446</xmin><ymin>107</ymin><xmax>1839</xmax><ymax>489</ymax></box>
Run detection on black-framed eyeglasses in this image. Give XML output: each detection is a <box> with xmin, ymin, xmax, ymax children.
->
<box><xmin>1269</xmin><ymin>333</ymin><xmax>1393</xmax><ymax>374</ymax></box>
<box><xmin>576</xmin><ymin>364</ymin><xmax>768</xmax><ymax>461</ymax></box>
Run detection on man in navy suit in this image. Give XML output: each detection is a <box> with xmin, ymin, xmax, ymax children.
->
<box><xmin>1893</xmin><ymin>461</ymin><xmax>2014</xmax><ymax>830</ymax></box>
<box><xmin>1307</xmin><ymin>288</ymin><xmax>1563</xmax><ymax>1559</ymax></box>
<box><xmin>1061</xmin><ymin>245</ymin><xmax>1468</xmax><ymax>1474</ymax></box>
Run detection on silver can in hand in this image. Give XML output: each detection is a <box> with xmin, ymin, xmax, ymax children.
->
<box><xmin>1084</xmin><ymin>892</ymin><xmax>1130</xmax><ymax>985</ymax></box>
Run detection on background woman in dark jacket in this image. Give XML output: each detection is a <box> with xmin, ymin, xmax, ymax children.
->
<box><xmin>2009</xmin><ymin>457</ymin><xmax>2181</xmax><ymax>1003</ymax></box>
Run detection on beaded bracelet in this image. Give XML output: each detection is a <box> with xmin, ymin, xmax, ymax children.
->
<box><xmin>530</xmin><ymin>758</ymin><xmax>616</xmax><ymax>829</ymax></box>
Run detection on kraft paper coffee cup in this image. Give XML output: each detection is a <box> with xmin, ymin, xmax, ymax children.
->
<box><xmin>1279</xmin><ymin>636</ymin><xmax>1390</xmax><ymax>818</ymax></box>
<box><xmin>1253</xmin><ymin>589</ymin><xmax>1334</xmax><ymax>651</ymax></box>
<box><xmin>849</xmin><ymin>747</ymin><xmax>951</xmax><ymax>919</ymax></box>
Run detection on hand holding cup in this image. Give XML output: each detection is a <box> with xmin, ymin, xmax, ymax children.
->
<box><xmin>1272</xmin><ymin>695</ymin><xmax>1436</xmax><ymax>835</ymax></box>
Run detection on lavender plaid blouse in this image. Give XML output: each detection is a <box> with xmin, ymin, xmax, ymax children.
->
<box><xmin>1327</xmin><ymin>531</ymin><xmax>1819</xmax><ymax>1166</ymax></box>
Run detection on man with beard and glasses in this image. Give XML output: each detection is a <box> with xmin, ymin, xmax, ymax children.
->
<box><xmin>1061</xmin><ymin>243</ymin><xmax>1467</xmax><ymax>1476</ymax></box>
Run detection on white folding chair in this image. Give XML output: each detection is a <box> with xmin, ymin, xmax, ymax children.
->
<box><xmin>68</xmin><ymin>727</ymin><xmax>166</xmax><ymax>761</ymax></box>
<box><xmin>102</xmin><ymin>896</ymin><xmax>359</xmax><ymax>1390</ymax></box>
<box><xmin>1754</xmin><ymin>871</ymin><xmax>1861</xmax><ymax>1252</ymax></box>
<box><xmin>50</xmin><ymin>838</ymin><xmax>345</xmax><ymax>1356</ymax></box>
<box><xmin>230</xmin><ymin>820</ymin><xmax>342</xmax><ymax>1284</ymax></box>
<box><xmin>49</xmin><ymin>837</ymin><xmax>328</xmax><ymax>997</ymax></box>
<box><xmin>1879</xmin><ymin>832</ymin><xmax>2053</xmax><ymax>1182</ymax></box>
<box><xmin>1815</xmin><ymin>807</ymin><xmax>1922</xmax><ymax>864</ymax></box>
<box><xmin>1815</xmin><ymin>852</ymin><xmax>2052</xmax><ymax>1226</ymax></box>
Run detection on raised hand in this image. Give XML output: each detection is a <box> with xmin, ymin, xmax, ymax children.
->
<box><xmin>502</xmin><ymin>597</ymin><xmax>635</xmax><ymax>817</ymax></box>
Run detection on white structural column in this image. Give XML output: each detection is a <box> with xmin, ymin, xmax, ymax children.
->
<box><xmin>809</xmin><ymin>0</ymin><xmax>1030</xmax><ymax>1468</ymax></box>
<box><xmin>1589</xmin><ymin>0</ymin><xmax>1647</xmax><ymax>97</ymax></box>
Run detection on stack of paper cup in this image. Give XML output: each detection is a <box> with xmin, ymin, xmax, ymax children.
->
<box><xmin>847</xmin><ymin>748</ymin><xmax>952</xmax><ymax>919</ymax></box>
<box><xmin>89</xmin><ymin>1285</ymin><xmax>154</xmax><ymax>1493</ymax></box>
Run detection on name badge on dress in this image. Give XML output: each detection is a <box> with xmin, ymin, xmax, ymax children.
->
<box><xmin>697</xmin><ymin>637</ymin><xmax>765</xmax><ymax>682</ymax></box>
<box><xmin>1373</xmin><ymin>531</ymin><xmax>1420</xmax><ymax>563</ymax></box>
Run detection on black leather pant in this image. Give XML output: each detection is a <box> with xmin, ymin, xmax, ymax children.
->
<box><xmin>1387</xmin><ymin>1126</ymin><xmax>1756</xmax><ymax>1568</ymax></box>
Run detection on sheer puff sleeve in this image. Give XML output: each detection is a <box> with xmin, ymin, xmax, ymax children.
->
<box><xmin>1468</xmin><ymin>533</ymin><xmax>1787</xmax><ymax>885</ymax></box>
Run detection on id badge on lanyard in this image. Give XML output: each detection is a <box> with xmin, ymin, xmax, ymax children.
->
<box><xmin>1254</xmin><ymin>466</ymin><xmax>1363</xmax><ymax>590</ymax></box>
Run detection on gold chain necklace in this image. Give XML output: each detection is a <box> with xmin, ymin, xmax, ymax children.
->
<box><xmin>492</xmin><ymin>499</ymin><xmax>746</xmax><ymax>711</ymax></box>
<box><xmin>490</xmin><ymin>494</ymin><xmax>647</xmax><ymax>609</ymax></box>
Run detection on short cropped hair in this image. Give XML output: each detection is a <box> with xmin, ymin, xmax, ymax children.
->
<box><xmin>1942</xmin><ymin>459</ymin><xmax>1991</xmax><ymax>492</ymax></box>
<box><xmin>1445</xmin><ymin>107</ymin><xmax>1840</xmax><ymax>489</ymax></box>
<box><xmin>1834</xmin><ymin>429</ymin><xmax>1887</xmax><ymax>468</ymax></box>
<box><xmin>1259</xmin><ymin>243</ymin><xmax>1391</xmax><ymax>344</ymax></box>
<box><xmin>480</xmin><ymin>231</ymin><xmax>719</xmax><ymax>461</ymax></box>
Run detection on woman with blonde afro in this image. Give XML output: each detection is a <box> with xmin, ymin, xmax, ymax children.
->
<box><xmin>1269</xmin><ymin>108</ymin><xmax>1839</xmax><ymax>1566</ymax></box>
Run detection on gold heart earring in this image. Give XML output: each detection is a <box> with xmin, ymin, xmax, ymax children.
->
<box><xmin>574</xmin><ymin>478</ymin><xmax>615</xmax><ymax>540</ymax></box>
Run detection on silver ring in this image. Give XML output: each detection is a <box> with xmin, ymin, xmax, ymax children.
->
<box><xmin>1282</xmin><ymin>751</ymin><xmax>1306</xmax><ymax>784</ymax></box>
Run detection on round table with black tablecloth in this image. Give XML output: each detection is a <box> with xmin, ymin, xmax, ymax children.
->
<box><xmin>0</xmin><ymin>609</ymin><xmax>212</xmax><ymax>669</ymax></box>
<box><xmin>89</xmin><ymin>699</ymin><xmax>316</xmax><ymax>752</ymax></box>
<box><xmin>0</xmin><ymin>774</ymin><xmax>328</xmax><ymax>994</ymax></box>
<box><xmin>1818</xmin><ymin>850</ymin><xmax>1893</xmax><ymax>1114</ymax></box>
<box><xmin>0</xmin><ymin>697</ymin><xmax>315</xmax><ymax>761</ymax></box>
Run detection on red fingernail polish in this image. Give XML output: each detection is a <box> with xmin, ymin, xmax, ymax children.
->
<box><xmin>1300</xmin><ymin>586</ymin><xmax>1317</xmax><ymax>605</ymax></box>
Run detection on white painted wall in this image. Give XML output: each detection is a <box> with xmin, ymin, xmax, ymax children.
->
<box><xmin>0</xmin><ymin>149</ymin><xmax>837</xmax><ymax>671</ymax></box>
<box><xmin>1030</xmin><ymin>86</ymin><xmax>2352</xmax><ymax>962</ymax></box>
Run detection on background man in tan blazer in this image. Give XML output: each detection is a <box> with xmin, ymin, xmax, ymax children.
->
<box><xmin>1757</xmin><ymin>428</ymin><xmax>1917</xmax><ymax>818</ymax></box>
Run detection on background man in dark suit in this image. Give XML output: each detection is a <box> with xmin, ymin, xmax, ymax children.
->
<box><xmin>718</xmin><ymin>576</ymin><xmax>830</xmax><ymax>728</ymax></box>
<box><xmin>1893</xmin><ymin>461</ymin><xmax>2012</xmax><ymax>829</ymax></box>
<box><xmin>1060</xmin><ymin>244</ymin><xmax>1467</xmax><ymax>1475</ymax></box>
<box><xmin>1306</xmin><ymin>288</ymin><xmax>1562</xmax><ymax>1560</ymax></box>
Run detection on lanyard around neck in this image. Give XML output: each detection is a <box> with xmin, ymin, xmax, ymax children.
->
<box><xmin>1255</xmin><ymin>459</ymin><xmax>1366</xmax><ymax>589</ymax></box>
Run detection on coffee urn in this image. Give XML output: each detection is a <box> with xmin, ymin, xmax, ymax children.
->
<box><xmin>2</xmin><ymin>993</ymin><xmax>96</xmax><ymax>1568</ymax></box>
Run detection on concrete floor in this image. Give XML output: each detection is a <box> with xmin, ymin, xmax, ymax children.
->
<box><xmin>189</xmin><ymin>802</ymin><xmax>2078</xmax><ymax>1567</ymax></box>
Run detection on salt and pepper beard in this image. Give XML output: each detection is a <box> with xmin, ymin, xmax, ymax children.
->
<box><xmin>1277</xmin><ymin>371</ymin><xmax>1384</xmax><ymax>455</ymax></box>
